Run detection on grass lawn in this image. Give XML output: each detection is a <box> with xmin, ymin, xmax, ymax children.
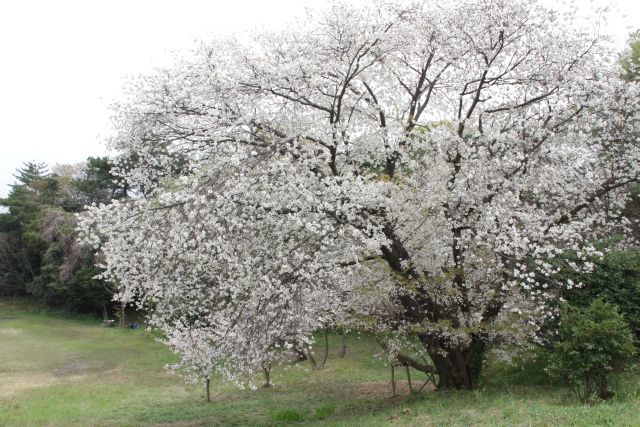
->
<box><xmin>1</xmin><ymin>299</ymin><xmax>638</xmax><ymax>426</ymax></box>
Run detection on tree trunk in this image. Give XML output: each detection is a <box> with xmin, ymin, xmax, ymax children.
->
<box><xmin>262</xmin><ymin>363</ymin><xmax>271</xmax><ymax>388</ymax></box>
<box><xmin>318</xmin><ymin>328</ymin><xmax>329</xmax><ymax>369</ymax></box>
<box><xmin>390</xmin><ymin>364</ymin><xmax>396</xmax><ymax>396</ymax></box>
<box><xmin>379</xmin><ymin>226</ymin><xmax>493</xmax><ymax>389</ymax></box>
<box><xmin>205</xmin><ymin>378</ymin><xmax>211</xmax><ymax>402</ymax></box>
<box><xmin>116</xmin><ymin>303</ymin><xmax>126</xmax><ymax>328</ymax></box>
<box><xmin>421</xmin><ymin>334</ymin><xmax>486</xmax><ymax>390</ymax></box>
<box><xmin>339</xmin><ymin>328</ymin><xmax>347</xmax><ymax>358</ymax></box>
<box><xmin>405</xmin><ymin>365</ymin><xmax>413</xmax><ymax>394</ymax></box>
<box><xmin>305</xmin><ymin>343</ymin><xmax>317</xmax><ymax>370</ymax></box>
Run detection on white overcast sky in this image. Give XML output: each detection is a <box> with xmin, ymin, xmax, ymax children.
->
<box><xmin>0</xmin><ymin>0</ymin><xmax>638</xmax><ymax>198</ymax></box>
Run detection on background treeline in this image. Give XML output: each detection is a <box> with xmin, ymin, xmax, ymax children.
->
<box><xmin>0</xmin><ymin>158</ymin><xmax>126</xmax><ymax>314</ymax></box>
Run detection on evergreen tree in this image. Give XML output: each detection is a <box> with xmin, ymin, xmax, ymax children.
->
<box><xmin>12</xmin><ymin>161</ymin><xmax>49</xmax><ymax>187</ymax></box>
<box><xmin>0</xmin><ymin>161</ymin><xmax>121</xmax><ymax>312</ymax></box>
<box><xmin>71</xmin><ymin>157</ymin><xmax>127</xmax><ymax>206</ymax></box>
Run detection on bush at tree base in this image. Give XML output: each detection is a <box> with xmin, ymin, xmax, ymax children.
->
<box><xmin>544</xmin><ymin>299</ymin><xmax>636</xmax><ymax>403</ymax></box>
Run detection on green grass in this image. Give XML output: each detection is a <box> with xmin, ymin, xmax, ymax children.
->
<box><xmin>1</xmin><ymin>298</ymin><xmax>639</xmax><ymax>426</ymax></box>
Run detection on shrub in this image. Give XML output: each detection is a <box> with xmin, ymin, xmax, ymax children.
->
<box><xmin>560</xmin><ymin>247</ymin><xmax>640</xmax><ymax>341</ymax></box>
<box><xmin>545</xmin><ymin>299</ymin><xmax>636</xmax><ymax>403</ymax></box>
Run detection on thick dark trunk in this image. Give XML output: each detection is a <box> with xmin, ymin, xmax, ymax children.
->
<box><xmin>378</xmin><ymin>223</ymin><xmax>492</xmax><ymax>390</ymax></box>
<box><xmin>421</xmin><ymin>334</ymin><xmax>486</xmax><ymax>390</ymax></box>
<box><xmin>205</xmin><ymin>378</ymin><xmax>211</xmax><ymax>402</ymax></box>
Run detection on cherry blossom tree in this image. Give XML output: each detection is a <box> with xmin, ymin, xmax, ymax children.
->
<box><xmin>80</xmin><ymin>0</ymin><xmax>639</xmax><ymax>390</ymax></box>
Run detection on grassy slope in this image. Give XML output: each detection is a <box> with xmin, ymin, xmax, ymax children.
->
<box><xmin>0</xmin><ymin>299</ymin><xmax>638</xmax><ymax>426</ymax></box>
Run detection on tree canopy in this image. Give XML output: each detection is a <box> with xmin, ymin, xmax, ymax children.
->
<box><xmin>80</xmin><ymin>0</ymin><xmax>640</xmax><ymax>390</ymax></box>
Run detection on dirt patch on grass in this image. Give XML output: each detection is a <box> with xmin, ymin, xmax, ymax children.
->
<box><xmin>357</xmin><ymin>380</ymin><xmax>435</xmax><ymax>398</ymax></box>
<box><xmin>53</xmin><ymin>361</ymin><xmax>93</xmax><ymax>375</ymax></box>
<box><xmin>0</xmin><ymin>327</ymin><xmax>22</xmax><ymax>336</ymax></box>
<box><xmin>0</xmin><ymin>372</ymin><xmax>87</xmax><ymax>398</ymax></box>
<box><xmin>0</xmin><ymin>361</ymin><xmax>122</xmax><ymax>398</ymax></box>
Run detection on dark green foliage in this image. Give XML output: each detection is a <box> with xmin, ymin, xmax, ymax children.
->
<box><xmin>0</xmin><ymin>233</ymin><xmax>32</xmax><ymax>294</ymax></box>
<box><xmin>0</xmin><ymin>164</ymin><xmax>53</xmax><ymax>293</ymax></box>
<box><xmin>559</xmin><ymin>247</ymin><xmax>640</xmax><ymax>341</ymax></box>
<box><xmin>0</xmin><ymin>161</ymin><xmax>117</xmax><ymax>313</ymax></box>
<box><xmin>33</xmin><ymin>265</ymin><xmax>109</xmax><ymax>313</ymax></box>
<box><xmin>71</xmin><ymin>157</ymin><xmax>127</xmax><ymax>207</ymax></box>
<box><xmin>27</xmin><ymin>208</ymin><xmax>109</xmax><ymax>313</ymax></box>
<box><xmin>545</xmin><ymin>300</ymin><xmax>636</xmax><ymax>403</ymax></box>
